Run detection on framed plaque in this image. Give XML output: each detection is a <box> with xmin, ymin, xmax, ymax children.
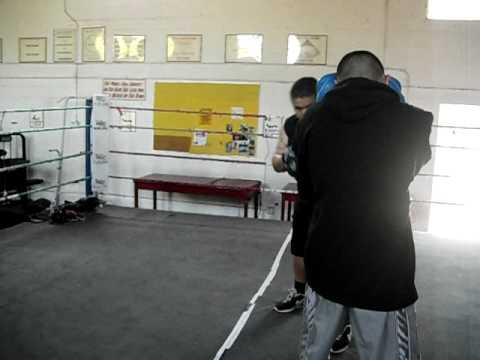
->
<box><xmin>19</xmin><ymin>37</ymin><xmax>47</xmax><ymax>63</ymax></box>
<box><xmin>114</xmin><ymin>35</ymin><xmax>145</xmax><ymax>62</ymax></box>
<box><xmin>225</xmin><ymin>34</ymin><xmax>263</xmax><ymax>63</ymax></box>
<box><xmin>54</xmin><ymin>28</ymin><xmax>76</xmax><ymax>63</ymax></box>
<box><xmin>167</xmin><ymin>34</ymin><xmax>202</xmax><ymax>62</ymax></box>
<box><xmin>0</xmin><ymin>38</ymin><xmax>2</xmax><ymax>63</ymax></box>
<box><xmin>82</xmin><ymin>26</ymin><xmax>105</xmax><ymax>62</ymax></box>
<box><xmin>287</xmin><ymin>34</ymin><xmax>328</xmax><ymax>65</ymax></box>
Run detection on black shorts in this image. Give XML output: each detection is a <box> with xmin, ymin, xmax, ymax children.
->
<box><xmin>290</xmin><ymin>234</ymin><xmax>305</xmax><ymax>257</ymax></box>
<box><xmin>290</xmin><ymin>200</ymin><xmax>309</xmax><ymax>257</ymax></box>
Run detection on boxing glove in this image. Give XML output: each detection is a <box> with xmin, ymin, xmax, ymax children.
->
<box><xmin>282</xmin><ymin>145</ymin><xmax>297</xmax><ymax>178</ymax></box>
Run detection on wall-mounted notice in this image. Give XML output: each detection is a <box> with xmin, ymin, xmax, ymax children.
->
<box><xmin>120</xmin><ymin>110</ymin><xmax>136</xmax><ymax>132</ymax></box>
<box><xmin>153</xmin><ymin>82</ymin><xmax>260</xmax><ymax>156</ymax></box>
<box><xmin>54</xmin><ymin>29</ymin><xmax>76</xmax><ymax>63</ymax></box>
<box><xmin>263</xmin><ymin>116</ymin><xmax>282</xmax><ymax>138</ymax></box>
<box><xmin>287</xmin><ymin>34</ymin><xmax>328</xmax><ymax>65</ymax></box>
<box><xmin>167</xmin><ymin>34</ymin><xmax>202</xmax><ymax>62</ymax></box>
<box><xmin>30</xmin><ymin>111</ymin><xmax>44</xmax><ymax>129</ymax></box>
<box><xmin>19</xmin><ymin>37</ymin><xmax>47</xmax><ymax>63</ymax></box>
<box><xmin>53</xmin><ymin>29</ymin><xmax>76</xmax><ymax>63</ymax></box>
<box><xmin>103</xmin><ymin>79</ymin><xmax>146</xmax><ymax>100</ymax></box>
<box><xmin>192</xmin><ymin>130</ymin><xmax>208</xmax><ymax>146</ymax></box>
<box><xmin>82</xmin><ymin>26</ymin><xmax>105</xmax><ymax>62</ymax></box>
<box><xmin>114</xmin><ymin>35</ymin><xmax>145</xmax><ymax>62</ymax></box>
<box><xmin>225</xmin><ymin>34</ymin><xmax>263</xmax><ymax>63</ymax></box>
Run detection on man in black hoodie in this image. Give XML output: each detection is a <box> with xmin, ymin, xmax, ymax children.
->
<box><xmin>296</xmin><ymin>51</ymin><xmax>432</xmax><ymax>359</ymax></box>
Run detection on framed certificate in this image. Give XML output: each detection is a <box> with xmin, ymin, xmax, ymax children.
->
<box><xmin>114</xmin><ymin>35</ymin><xmax>145</xmax><ymax>62</ymax></box>
<box><xmin>167</xmin><ymin>34</ymin><xmax>202</xmax><ymax>62</ymax></box>
<box><xmin>287</xmin><ymin>34</ymin><xmax>328</xmax><ymax>65</ymax></box>
<box><xmin>19</xmin><ymin>37</ymin><xmax>47</xmax><ymax>63</ymax></box>
<box><xmin>225</xmin><ymin>34</ymin><xmax>263</xmax><ymax>63</ymax></box>
<box><xmin>54</xmin><ymin>29</ymin><xmax>76</xmax><ymax>63</ymax></box>
<box><xmin>82</xmin><ymin>26</ymin><xmax>105</xmax><ymax>62</ymax></box>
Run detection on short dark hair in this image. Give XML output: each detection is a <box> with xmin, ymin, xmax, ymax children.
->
<box><xmin>336</xmin><ymin>50</ymin><xmax>384</xmax><ymax>82</ymax></box>
<box><xmin>290</xmin><ymin>77</ymin><xmax>317</xmax><ymax>99</ymax></box>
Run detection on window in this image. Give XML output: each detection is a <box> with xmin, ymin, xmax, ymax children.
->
<box><xmin>427</xmin><ymin>0</ymin><xmax>480</xmax><ymax>20</ymax></box>
<box><xmin>428</xmin><ymin>104</ymin><xmax>480</xmax><ymax>241</ymax></box>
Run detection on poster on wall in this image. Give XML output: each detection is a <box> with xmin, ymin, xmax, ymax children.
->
<box><xmin>263</xmin><ymin>116</ymin><xmax>282</xmax><ymax>138</ymax></box>
<box><xmin>120</xmin><ymin>110</ymin><xmax>136</xmax><ymax>132</ymax></box>
<box><xmin>153</xmin><ymin>82</ymin><xmax>260</xmax><ymax>157</ymax></box>
<box><xmin>19</xmin><ymin>37</ymin><xmax>47</xmax><ymax>63</ymax></box>
<box><xmin>102</xmin><ymin>79</ymin><xmax>146</xmax><ymax>100</ymax></box>
<box><xmin>113</xmin><ymin>35</ymin><xmax>145</xmax><ymax>62</ymax></box>
<box><xmin>29</xmin><ymin>111</ymin><xmax>44</xmax><ymax>129</ymax></box>
<box><xmin>167</xmin><ymin>34</ymin><xmax>202</xmax><ymax>62</ymax></box>
<box><xmin>225</xmin><ymin>34</ymin><xmax>263</xmax><ymax>63</ymax></box>
<box><xmin>82</xmin><ymin>26</ymin><xmax>105</xmax><ymax>62</ymax></box>
<box><xmin>287</xmin><ymin>34</ymin><xmax>328</xmax><ymax>65</ymax></box>
<box><xmin>54</xmin><ymin>29</ymin><xmax>76</xmax><ymax>63</ymax></box>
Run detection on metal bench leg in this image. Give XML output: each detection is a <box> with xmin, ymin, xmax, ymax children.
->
<box><xmin>153</xmin><ymin>191</ymin><xmax>157</xmax><ymax>210</ymax></box>
<box><xmin>244</xmin><ymin>202</ymin><xmax>248</xmax><ymax>218</ymax></box>
<box><xmin>134</xmin><ymin>185</ymin><xmax>139</xmax><ymax>208</ymax></box>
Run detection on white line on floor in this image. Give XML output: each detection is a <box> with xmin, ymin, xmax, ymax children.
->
<box><xmin>212</xmin><ymin>229</ymin><xmax>292</xmax><ymax>360</ymax></box>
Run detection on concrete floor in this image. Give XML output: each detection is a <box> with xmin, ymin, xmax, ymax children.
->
<box><xmin>0</xmin><ymin>206</ymin><xmax>479</xmax><ymax>360</ymax></box>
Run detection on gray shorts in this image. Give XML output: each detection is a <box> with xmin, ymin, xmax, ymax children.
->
<box><xmin>299</xmin><ymin>287</ymin><xmax>420</xmax><ymax>360</ymax></box>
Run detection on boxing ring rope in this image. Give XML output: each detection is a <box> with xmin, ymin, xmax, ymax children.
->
<box><xmin>111</xmin><ymin>105</ymin><xmax>268</xmax><ymax>120</ymax></box>
<box><xmin>109</xmin><ymin>125</ymin><xmax>272</xmax><ymax>138</ymax></box>
<box><xmin>0</xmin><ymin>106</ymin><xmax>90</xmax><ymax>114</ymax></box>
<box><xmin>0</xmin><ymin>99</ymin><xmax>94</xmax><ymax>205</ymax></box>
<box><xmin>110</xmin><ymin>123</ymin><xmax>480</xmax><ymax>151</ymax></box>
<box><xmin>0</xmin><ymin>126</ymin><xmax>89</xmax><ymax>136</ymax></box>
<box><xmin>1</xmin><ymin>178</ymin><xmax>90</xmax><ymax>202</ymax></box>
<box><xmin>0</xmin><ymin>98</ymin><xmax>462</xmax><ymax>210</ymax></box>
<box><xmin>1</xmin><ymin>98</ymin><xmax>476</xmax><ymax>210</ymax></box>
<box><xmin>434</xmin><ymin>125</ymin><xmax>480</xmax><ymax>130</ymax></box>
<box><xmin>108</xmin><ymin>151</ymin><xmax>266</xmax><ymax>165</ymax></box>
<box><xmin>0</xmin><ymin>152</ymin><xmax>89</xmax><ymax>174</ymax></box>
<box><xmin>107</xmin><ymin>105</ymin><xmax>465</xmax><ymax>181</ymax></box>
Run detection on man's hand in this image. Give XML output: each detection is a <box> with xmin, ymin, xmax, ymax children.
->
<box><xmin>282</xmin><ymin>146</ymin><xmax>297</xmax><ymax>178</ymax></box>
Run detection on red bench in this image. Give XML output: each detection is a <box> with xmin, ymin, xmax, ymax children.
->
<box><xmin>280</xmin><ymin>182</ymin><xmax>298</xmax><ymax>221</ymax></box>
<box><xmin>133</xmin><ymin>174</ymin><xmax>262</xmax><ymax>218</ymax></box>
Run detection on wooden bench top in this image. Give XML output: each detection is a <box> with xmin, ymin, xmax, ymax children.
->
<box><xmin>133</xmin><ymin>173</ymin><xmax>262</xmax><ymax>217</ymax></box>
<box><xmin>134</xmin><ymin>174</ymin><xmax>261</xmax><ymax>190</ymax></box>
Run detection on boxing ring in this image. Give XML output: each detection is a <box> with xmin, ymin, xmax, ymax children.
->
<box><xmin>1</xmin><ymin>98</ymin><xmax>480</xmax><ymax>360</ymax></box>
<box><xmin>1</xmin><ymin>206</ymin><xmax>479</xmax><ymax>360</ymax></box>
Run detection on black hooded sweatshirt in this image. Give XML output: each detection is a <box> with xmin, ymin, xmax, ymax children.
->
<box><xmin>294</xmin><ymin>77</ymin><xmax>432</xmax><ymax>311</ymax></box>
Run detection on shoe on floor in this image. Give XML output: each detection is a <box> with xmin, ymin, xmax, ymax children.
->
<box><xmin>330</xmin><ymin>324</ymin><xmax>352</xmax><ymax>354</ymax></box>
<box><xmin>273</xmin><ymin>289</ymin><xmax>304</xmax><ymax>313</ymax></box>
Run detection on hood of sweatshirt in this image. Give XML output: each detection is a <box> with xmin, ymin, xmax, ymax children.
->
<box><xmin>321</xmin><ymin>77</ymin><xmax>401</xmax><ymax>123</ymax></box>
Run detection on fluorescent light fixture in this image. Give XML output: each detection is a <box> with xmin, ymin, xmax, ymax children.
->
<box><xmin>427</xmin><ymin>0</ymin><xmax>480</xmax><ymax>20</ymax></box>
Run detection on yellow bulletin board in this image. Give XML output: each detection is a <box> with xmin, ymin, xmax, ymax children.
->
<box><xmin>153</xmin><ymin>82</ymin><xmax>260</xmax><ymax>156</ymax></box>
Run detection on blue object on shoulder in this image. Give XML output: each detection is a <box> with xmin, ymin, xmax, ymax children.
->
<box><xmin>316</xmin><ymin>73</ymin><xmax>405</xmax><ymax>103</ymax></box>
<box><xmin>386</xmin><ymin>75</ymin><xmax>405</xmax><ymax>103</ymax></box>
<box><xmin>316</xmin><ymin>73</ymin><xmax>336</xmax><ymax>103</ymax></box>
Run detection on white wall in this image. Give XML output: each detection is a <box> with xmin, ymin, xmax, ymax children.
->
<box><xmin>1</xmin><ymin>0</ymin><xmax>479</xmax><ymax>223</ymax></box>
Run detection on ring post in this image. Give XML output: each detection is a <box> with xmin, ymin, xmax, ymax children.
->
<box><xmin>90</xmin><ymin>95</ymin><xmax>111</xmax><ymax>201</ymax></box>
<box><xmin>85</xmin><ymin>98</ymin><xmax>93</xmax><ymax>197</ymax></box>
